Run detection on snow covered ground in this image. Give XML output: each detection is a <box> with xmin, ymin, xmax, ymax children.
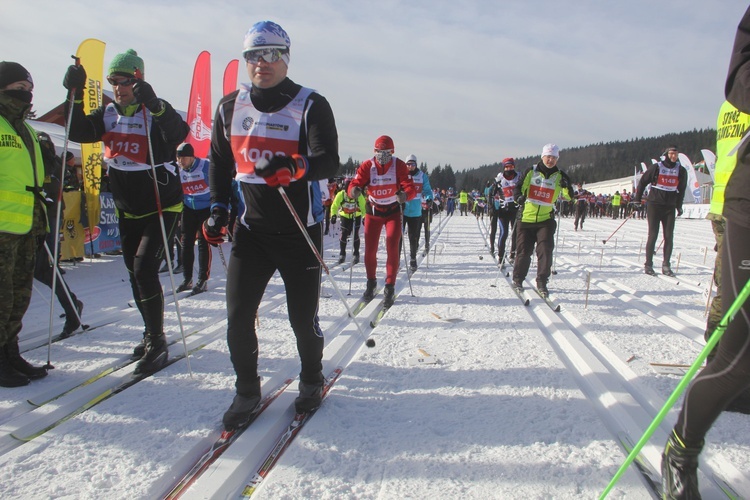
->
<box><xmin>0</xmin><ymin>210</ymin><xmax>748</xmax><ymax>499</ymax></box>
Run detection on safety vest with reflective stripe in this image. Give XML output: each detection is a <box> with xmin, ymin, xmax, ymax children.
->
<box><xmin>712</xmin><ymin>100</ymin><xmax>750</xmax><ymax>215</ymax></box>
<box><xmin>0</xmin><ymin>116</ymin><xmax>45</xmax><ymax>234</ymax></box>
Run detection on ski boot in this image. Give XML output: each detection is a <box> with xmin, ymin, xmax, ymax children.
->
<box><xmin>134</xmin><ymin>333</ymin><xmax>168</xmax><ymax>375</ymax></box>
<box><xmin>132</xmin><ymin>331</ymin><xmax>147</xmax><ymax>360</ymax></box>
<box><xmin>383</xmin><ymin>284</ymin><xmax>396</xmax><ymax>308</ymax></box>
<box><xmin>644</xmin><ymin>264</ymin><xmax>656</xmax><ymax>276</ymax></box>
<box><xmin>537</xmin><ymin>281</ymin><xmax>549</xmax><ymax>298</ymax></box>
<box><xmin>337</xmin><ymin>254</ymin><xmax>345</xmax><ymax>265</ymax></box>
<box><xmin>662</xmin><ymin>263</ymin><xmax>676</xmax><ymax>277</ymax></box>
<box><xmin>175</xmin><ymin>278</ymin><xmax>193</xmax><ymax>293</ymax></box>
<box><xmin>363</xmin><ymin>278</ymin><xmax>377</xmax><ymax>301</ymax></box>
<box><xmin>352</xmin><ymin>252</ymin><xmax>360</xmax><ymax>265</ymax></box>
<box><xmin>191</xmin><ymin>279</ymin><xmax>208</xmax><ymax>295</ymax></box>
<box><xmin>661</xmin><ymin>430</ymin><xmax>702</xmax><ymax>499</ymax></box>
<box><xmin>409</xmin><ymin>259</ymin><xmax>417</xmax><ymax>273</ymax></box>
<box><xmin>223</xmin><ymin>376</ymin><xmax>261</xmax><ymax>431</ymax></box>
<box><xmin>295</xmin><ymin>371</ymin><xmax>324</xmax><ymax>413</ymax></box>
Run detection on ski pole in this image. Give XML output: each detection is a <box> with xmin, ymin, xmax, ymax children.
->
<box><xmin>276</xmin><ymin>186</ymin><xmax>368</xmax><ymax>340</ymax></box>
<box><xmin>347</xmin><ymin>252</ymin><xmax>355</xmax><ymax>296</ymax></box>
<box><xmin>601</xmin><ymin>210</ymin><xmax>636</xmax><ymax>245</ymax></box>
<box><xmin>217</xmin><ymin>243</ymin><xmax>228</xmax><ymax>274</ymax></box>
<box><xmin>46</xmin><ymin>55</ymin><xmax>81</xmax><ymax>369</ymax></box>
<box><xmin>551</xmin><ymin>203</ymin><xmax>562</xmax><ymax>275</ymax></box>
<box><xmin>599</xmin><ymin>276</ymin><xmax>750</xmax><ymax>499</ymax></box>
<box><xmin>399</xmin><ymin>203</ymin><xmax>415</xmax><ymax>297</ymax></box>
<box><xmin>134</xmin><ymin>68</ymin><xmax>191</xmax><ymax>376</ymax></box>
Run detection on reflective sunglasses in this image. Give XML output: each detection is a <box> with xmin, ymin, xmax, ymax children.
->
<box><xmin>107</xmin><ymin>76</ymin><xmax>137</xmax><ymax>87</ymax></box>
<box><xmin>243</xmin><ymin>48</ymin><xmax>288</xmax><ymax>64</ymax></box>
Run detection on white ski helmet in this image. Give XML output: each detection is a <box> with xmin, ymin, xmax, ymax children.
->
<box><xmin>406</xmin><ymin>154</ymin><xmax>417</xmax><ymax>164</ymax></box>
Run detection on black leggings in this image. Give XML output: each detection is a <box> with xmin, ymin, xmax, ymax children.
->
<box><xmin>402</xmin><ymin>215</ymin><xmax>422</xmax><ymax>260</ymax></box>
<box><xmin>645</xmin><ymin>203</ymin><xmax>676</xmax><ymax>266</ymax></box>
<box><xmin>226</xmin><ymin>223</ymin><xmax>324</xmax><ymax>395</ymax></box>
<box><xmin>675</xmin><ymin>217</ymin><xmax>750</xmax><ymax>445</ymax></box>
<box><xmin>338</xmin><ymin>215</ymin><xmax>361</xmax><ymax>256</ymax></box>
<box><xmin>120</xmin><ymin>211</ymin><xmax>179</xmax><ymax>336</ymax></box>
<box><xmin>181</xmin><ymin>206</ymin><xmax>211</xmax><ymax>281</ymax></box>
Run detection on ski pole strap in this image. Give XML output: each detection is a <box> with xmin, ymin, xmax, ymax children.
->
<box><xmin>599</xmin><ymin>276</ymin><xmax>750</xmax><ymax>499</ymax></box>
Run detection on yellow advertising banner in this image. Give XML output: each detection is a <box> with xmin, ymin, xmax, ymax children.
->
<box><xmin>60</xmin><ymin>191</ymin><xmax>86</xmax><ymax>259</ymax></box>
<box><xmin>76</xmin><ymin>38</ymin><xmax>105</xmax><ymax>255</ymax></box>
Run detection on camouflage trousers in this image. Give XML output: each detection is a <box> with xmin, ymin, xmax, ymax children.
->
<box><xmin>0</xmin><ymin>203</ymin><xmax>47</xmax><ymax>348</ymax></box>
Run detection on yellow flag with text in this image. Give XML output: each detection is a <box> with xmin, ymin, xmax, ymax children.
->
<box><xmin>76</xmin><ymin>38</ymin><xmax>105</xmax><ymax>255</ymax></box>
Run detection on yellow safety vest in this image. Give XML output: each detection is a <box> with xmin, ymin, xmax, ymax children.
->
<box><xmin>0</xmin><ymin>116</ymin><xmax>45</xmax><ymax>234</ymax></box>
<box><xmin>712</xmin><ymin>100</ymin><xmax>750</xmax><ymax>216</ymax></box>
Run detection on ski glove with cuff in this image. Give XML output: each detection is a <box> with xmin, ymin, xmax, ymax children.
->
<box><xmin>63</xmin><ymin>65</ymin><xmax>86</xmax><ymax>99</ymax></box>
<box><xmin>396</xmin><ymin>191</ymin><xmax>407</xmax><ymax>204</ymax></box>
<box><xmin>133</xmin><ymin>81</ymin><xmax>162</xmax><ymax>113</ymax></box>
<box><xmin>202</xmin><ymin>207</ymin><xmax>228</xmax><ymax>246</ymax></box>
<box><xmin>255</xmin><ymin>155</ymin><xmax>305</xmax><ymax>187</ymax></box>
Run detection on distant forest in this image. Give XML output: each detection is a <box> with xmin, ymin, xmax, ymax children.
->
<box><xmin>454</xmin><ymin>128</ymin><xmax>716</xmax><ymax>191</ymax></box>
<box><xmin>337</xmin><ymin>128</ymin><xmax>716</xmax><ymax>191</ymax></box>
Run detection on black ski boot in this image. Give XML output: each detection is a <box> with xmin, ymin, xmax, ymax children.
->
<box><xmin>295</xmin><ymin>371</ymin><xmax>324</xmax><ymax>413</ymax></box>
<box><xmin>352</xmin><ymin>252</ymin><xmax>360</xmax><ymax>265</ymax></box>
<box><xmin>132</xmin><ymin>332</ymin><xmax>147</xmax><ymax>360</ymax></box>
<box><xmin>134</xmin><ymin>333</ymin><xmax>168</xmax><ymax>375</ymax></box>
<box><xmin>511</xmin><ymin>279</ymin><xmax>523</xmax><ymax>291</ymax></box>
<box><xmin>644</xmin><ymin>264</ymin><xmax>656</xmax><ymax>276</ymax></box>
<box><xmin>60</xmin><ymin>299</ymin><xmax>83</xmax><ymax>339</ymax></box>
<box><xmin>223</xmin><ymin>376</ymin><xmax>261</xmax><ymax>431</ymax></box>
<box><xmin>191</xmin><ymin>279</ymin><xmax>208</xmax><ymax>295</ymax></box>
<box><xmin>537</xmin><ymin>281</ymin><xmax>549</xmax><ymax>298</ymax></box>
<box><xmin>409</xmin><ymin>259</ymin><xmax>417</xmax><ymax>273</ymax></box>
<box><xmin>383</xmin><ymin>283</ymin><xmax>396</xmax><ymax>308</ymax></box>
<box><xmin>175</xmin><ymin>278</ymin><xmax>193</xmax><ymax>293</ymax></box>
<box><xmin>0</xmin><ymin>345</ymin><xmax>30</xmax><ymax>387</ymax></box>
<box><xmin>337</xmin><ymin>253</ymin><xmax>345</xmax><ymax>265</ymax></box>
<box><xmin>4</xmin><ymin>339</ymin><xmax>47</xmax><ymax>380</ymax></box>
<box><xmin>662</xmin><ymin>430</ymin><xmax>702</xmax><ymax>499</ymax></box>
<box><xmin>663</xmin><ymin>263</ymin><xmax>676</xmax><ymax>277</ymax></box>
<box><xmin>363</xmin><ymin>278</ymin><xmax>377</xmax><ymax>301</ymax></box>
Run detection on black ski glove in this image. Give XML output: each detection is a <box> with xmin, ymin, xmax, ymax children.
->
<box><xmin>63</xmin><ymin>65</ymin><xmax>86</xmax><ymax>100</ymax></box>
<box><xmin>202</xmin><ymin>207</ymin><xmax>228</xmax><ymax>246</ymax></box>
<box><xmin>133</xmin><ymin>80</ymin><xmax>162</xmax><ymax>113</ymax></box>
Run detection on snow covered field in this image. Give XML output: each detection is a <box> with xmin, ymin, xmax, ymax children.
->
<box><xmin>0</xmin><ymin>211</ymin><xmax>748</xmax><ymax>499</ymax></box>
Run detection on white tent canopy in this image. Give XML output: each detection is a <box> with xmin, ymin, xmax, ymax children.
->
<box><xmin>28</xmin><ymin>119</ymin><xmax>81</xmax><ymax>161</ymax></box>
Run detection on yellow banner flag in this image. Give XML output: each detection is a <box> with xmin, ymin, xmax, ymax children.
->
<box><xmin>76</xmin><ymin>38</ymin><xmax>105</xmax><ymax>255</ymax></box>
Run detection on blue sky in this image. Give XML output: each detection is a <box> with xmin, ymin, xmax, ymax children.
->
<box><xmin>3</xmin><ymin>0</ymin><xmax>748</xmax><ymax>170</ymax></box>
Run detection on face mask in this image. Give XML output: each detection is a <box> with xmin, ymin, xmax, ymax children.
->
<box><xmin>3</xmin><ymin>89</ymin><xmax>33</xmax><ymax>104</ymax></box>
<box><xmin>503</xmin><ymin>170</ymin><xmax>515</xmax><ymax>180</ymax></box>
<box><xmin>375</xmin><ymin>150</ymin><xmax>392</xmax><ymax>165</ymax></box>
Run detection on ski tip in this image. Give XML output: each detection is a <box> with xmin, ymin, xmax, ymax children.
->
<box><xmin>554</xmin><ymin>305</ymin><xmax>561</xmax><ymax>312</ymax></box>
<box><xmin>81</xmin><ymin>324</ymin><xmax>91</xmax><ymax>330</ymax></box>
<box><xmin>523</xmin><ymin>299</ymin><xmax>530</xmax><ymax>306</ymax></box>
<box><xmin>365</xmin><ymin>338</ymin><xmax>376</xmax><ymax>348</ymax></box>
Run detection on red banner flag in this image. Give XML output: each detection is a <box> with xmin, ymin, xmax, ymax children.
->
<box><xmin>223</xmin><ymin>59</ymin><xmax>239</xmax><ymax>96</ymax></box>
<box><xmin>186</xmin><ymin>51</ymin><xmax>212</xmax><ymax>158</ymax></box>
